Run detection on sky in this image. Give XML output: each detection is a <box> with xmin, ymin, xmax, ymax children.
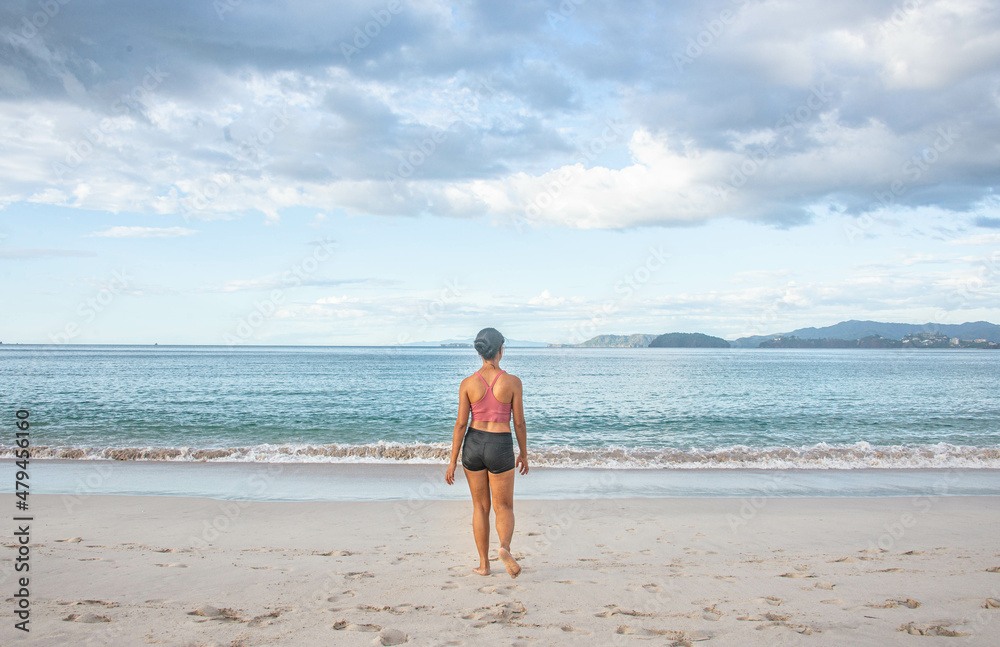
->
<box><xmin>0</xmin><ymin>0</ymin><xmax>998</xmax><ymax>345</ymax></box>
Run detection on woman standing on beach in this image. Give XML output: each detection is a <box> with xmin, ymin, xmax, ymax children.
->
<box><xmin>445</xmin><ymin>327</ymin><xmax>529</xmax><ymax>578</ymax></box>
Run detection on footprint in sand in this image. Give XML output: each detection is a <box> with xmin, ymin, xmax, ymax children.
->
<box><xmin>642</xmin><ymin>583</ymin><xmax>662</xmax><ymax>593</ymax></box>
<box><xmin>391</xmin><ymin>557</ymin><xmax>409</xmax><ymax>565</ymax></box>
<box><xmin>821</xmin><ymin>599</ymin><xmax>845</xmax><ymax>605</ymax></box>
<box><xmin>187</xmin><ymin>605</ymin><xmax>243</xmax><ymax>622</ymax></box>
<box><xmin>344</xmin><ymin>571</ymin><xmax>374</xmax><ymax>580</ymax></box>
<box><xmin>55</xmin><ymin>537</ymin><xmax>84</xmax><ymax>543</ymax></box>
<box><xmin>561</xmin><ymin>625</ymin><xmax>592</xmax><ymax>633</ymax></box>
<box><xmin>154</xmin><ymin>563</ymin><xmax>188</xmax><ymax>568</ymax></box>
<box><xmin>686</xmin><ymin>549</ymin><xmax>717</xmax><ymax>555</ymax></box>
<box><xmin>760</xmin><ymin>596</ymin><xmax>782</xmax><ymax>606</ymax></box>
<box><xmin>325</xmin><ymin>590</ymin><xmax>357</xmax><ymax>602</ymax></box>
<box><xmin>247</xmin><ymin>610</ymin><xmax>281</xmax><ymax>627</ymax></box>
<box><xmin>332</xmin><ymin>620</ymin><xmax>381</xmax><ymax>632</ymax></box>
<box><xmin>983</xmin><ymin>598</ymin><xmax>1000</xmax><ymax>609</ymax></box>
<box><xmin>779</xmin><ymin>572</ymin><xmax>814</xmax><ymax>578</ymax></box>
<box><xmin>898</xmin><ymin>622</ymin><xmax>969</xmax><ymax>636</ymax></box>
<box><xmin>986</xmin><ymin>566</ymin><xmax>1000</xmax><ymax>573</ymax></box>
<box><xmin>441</xmin><ymin>582</ymin><xmax>459</xmax><ymax>590</ymax></box>
<box><xmin>868</xmin><ymin>598</ymin><xmax>920</xmax><ymax>609</ymax></box>
<box><xmin>379</xmin><ymin>628</ymin><xmax>408</xmax><ymax>645</ymax></box>
<box><xmin>63</xmin><ymin>613</ymin><xmax>111</xmax><ymax>623</ymax></box>
<box><xmin>594</xmin><ymin>605</ymin><xmax>653</xmax><ymax>619</ymax></box>
<box><xmin>814</xmin><ymin>582</ymin><xmax>835</xmax><ymax>590</ymax></box>
<box><xmin>461</xmin><ymin>600</ymin><xmax>526</xmax><ymax>624</ymax></box>
<box><xmin>701</xmin><ymin>605</ymin><xmax>723</xmax><ymax>621</ymax></box>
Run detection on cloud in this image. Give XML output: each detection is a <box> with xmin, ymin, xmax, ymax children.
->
<box><xmin>946</xmin><ymin>233</ymin><xmax>1000</xmax><ymax>246</ymax></box>
<box><xmin>0</xmin><ymin>0</ymin><xmax>997</xmax><ymax>230</ymax></box>
<box><xmin>86</xmin><ymin>226</ymin><xmax>199</xmax><ymax>238</ymax></box>
<box><xmin>217</xmin><ymin>278</ymin><xmax>373</xmax><ymax>293</ymax></box>
<box><xmin>0</xmin><ymin>248</ymin><xmax>96</xmax><ymax>259</ymax></box>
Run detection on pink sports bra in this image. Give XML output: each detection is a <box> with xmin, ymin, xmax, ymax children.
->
<box><xmin>470</xmin><ymin>369</ymin><xmax>512</xmax><ymax>423</ymax></box>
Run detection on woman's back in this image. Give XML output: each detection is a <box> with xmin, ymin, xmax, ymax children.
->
<box><xmin>470</xmin><ymin>368</ymin><xmax>512</xmax><ymax>425</ymax></box>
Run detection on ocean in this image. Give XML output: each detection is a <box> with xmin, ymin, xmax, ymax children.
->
<box><xmin>2</xmin><ymin>344</ymin><xmax>998</xmax><ymax>470</ymax></box>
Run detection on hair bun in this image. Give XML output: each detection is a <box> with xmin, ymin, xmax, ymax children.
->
<box><xmin>473</xmin><ymin>327</ymin><xmax>504</xmax><ymax>360</ymax></box>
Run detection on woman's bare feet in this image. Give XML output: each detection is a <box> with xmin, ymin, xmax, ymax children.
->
<box><xmin>473</xmin><ymin>563</ymin><xmax>491</xmax><ymax>576</ymax></box>
<box><xmin>498</xmin><ymin>547</ymin><xmax>521</xmax><ymax>578</ymax></box>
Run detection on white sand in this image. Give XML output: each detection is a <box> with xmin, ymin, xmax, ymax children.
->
<box><xmin>2</xmin><ymin>492</ymin><xmax>999</xmax><ymax>646</ymax></box>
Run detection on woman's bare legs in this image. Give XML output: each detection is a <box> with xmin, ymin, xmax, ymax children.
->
<box><xmin>464</xmin><ymin>467</ymin><xmax>492</xmax><ymax>575</ymax></box>
<box><xmin>488</xmin><ymin>468</ymin><xmax>521</xmax><ymax>578</ymax></box>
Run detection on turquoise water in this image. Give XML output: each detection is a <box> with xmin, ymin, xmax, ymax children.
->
<box><xmin>1</xmin><ymin>345</ymin><xmax>998</xmax><ymax>468</ymax></box>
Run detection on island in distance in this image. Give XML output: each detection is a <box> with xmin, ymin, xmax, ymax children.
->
<box><xmin>548</xmin><ymin>332</ymin><xmax>730</xmax><ymax>348</ymax></box>
<box><xmin>543</xmin><ymin>320</ymin><xmax>1000</xmax><ymax>349</ymax></box>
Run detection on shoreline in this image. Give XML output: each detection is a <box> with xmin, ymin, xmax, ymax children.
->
<box><xmin>2</xmin><ymin>494</ymin><xmax>998</xmax><ymax>645</ymax></box>
<box><xmin>2</xmin><ymin>459</ymin><xmax>999</xmax><ymax>502</ymax></box>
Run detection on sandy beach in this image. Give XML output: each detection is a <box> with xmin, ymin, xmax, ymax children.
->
<box><xmin>2</xmin><ymin>490</ymin><xmax>998</xmax><ymax>646</ymax></box>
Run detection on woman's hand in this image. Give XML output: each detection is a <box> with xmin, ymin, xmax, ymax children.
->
<box><xmin>445</xmin><ymin>461</ymin><xmax>457</xmax><ymax>485</ymax></box>
<box><xmin>516</xmin><ymin>452</ymin><xmax>529</xmax><ymax>475</ymax></box>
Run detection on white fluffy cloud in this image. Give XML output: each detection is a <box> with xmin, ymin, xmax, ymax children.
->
<box><xmin>87</xmin><ymin>226</ymin><xmax>198</xmax><ymax>238</ymax></box>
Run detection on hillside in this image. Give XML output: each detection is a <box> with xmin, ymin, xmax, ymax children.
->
<box><xmin>732</xmin><ymin>320</ymin><xmax>1000</xmax><ymax>348</ymax></box>
<box><xmin>649</xmin><ymin>332</ymin><xmax>731</xmax><ymax>348</ymax></box>
<box><xmin>573</xmin><ymin>334</ymin><xmax>659</xmax><ymax>348</ymax></box>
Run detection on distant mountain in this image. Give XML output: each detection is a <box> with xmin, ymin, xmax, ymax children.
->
<box><xmin>572</xmin><ymin>334</ymin><xmax>659</xmax><ymax>348</ymax></box>
<box><xmin>732</xmin><ymin>320</ymin><xmax>1000</xmax><ymax>348</ymax></box>
<box><xmin>400</xmin><ymin>337</ymin><xmax>549</xmax><ymax>347</ymax></box>
<box><xmin>649</xmin><ymin>332</ymin><xmax>731</xmax><ymax>348</ymax></box>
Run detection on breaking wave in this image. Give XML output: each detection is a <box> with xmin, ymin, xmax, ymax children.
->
<box><xmin>3</xmin><ymin>441</ymin><xmax>1000</xmax><ymax>469</ymax></box>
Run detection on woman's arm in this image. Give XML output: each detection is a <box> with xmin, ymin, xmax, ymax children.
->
<box><xmin>445</xmin><ymin>379</ymin><xmax>471</xmax><ymax>485</ymax></box>
<box><xmin>510</xmin><ymin>376</ymin><xmax>528</xmax><ymax>474</ymax></box>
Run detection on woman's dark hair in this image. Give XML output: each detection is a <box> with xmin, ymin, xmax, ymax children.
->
<box><xmin>474</xmin><ymin>327</ymin><xmax>505</xmax><ymax>360</ymax></box>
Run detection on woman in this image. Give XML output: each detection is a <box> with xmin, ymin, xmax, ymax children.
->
<box><xmin>445</xmin><ymin>327</ymin><xmax>528</xmax><ymax>578</ymax></box>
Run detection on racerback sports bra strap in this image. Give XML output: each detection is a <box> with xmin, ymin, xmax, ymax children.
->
<box><xmin>476</xmin><ymin>369</ymin><xmax>504</xmax><ymax>389</ymax></box>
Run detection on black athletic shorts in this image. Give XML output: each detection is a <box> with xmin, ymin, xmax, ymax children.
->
<box><xmin>461</xmin><ymin>427</ymin><xmax>515</xmax><ymax>474</ymax></box>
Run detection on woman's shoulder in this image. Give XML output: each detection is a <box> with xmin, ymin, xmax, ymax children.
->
<box><xmin>499</xmin><ymin>371</ymin><xmax>521</xmax><ymax>386</ymax></box>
